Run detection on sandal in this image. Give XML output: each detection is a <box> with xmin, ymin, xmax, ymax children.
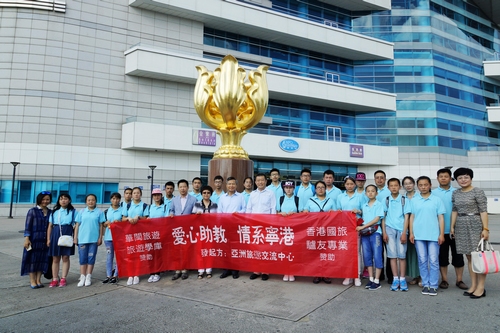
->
<box><xmin>409</xmin><ymin>277</ymin><xmax>419</xmax><ymax>285</ymax></box>
<box><xmin>198</xmin><ymin>273</ymin><xmax>204</xmax><ymax>279</ymax></box>
<box><xmin>439</xmin><ymin>281</ymin><xmax>449</xmax><ymax>289</ymax></box>
<box><xmin>456</xmin><ymin>281</ymin><xmax>468</xmax><ymax>290</ymax></box>
<box><xmin>206</xmin><ymin>274</ymin><xmax>212</xmax><ymax>279</ymax></box>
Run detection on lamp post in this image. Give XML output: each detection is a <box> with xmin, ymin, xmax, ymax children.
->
<box><xmin>148</xmin><ymin>165</ymin><xmax>156</xmax><ymax>204</ymax></box>
<box><xmin>8</xmin><ymin>162</ymin><xmax>20</xmax><ymax>219</ymax></box>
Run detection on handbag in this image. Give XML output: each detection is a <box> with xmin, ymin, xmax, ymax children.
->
<box><xmin>57</xmin><ymin>214</ymin><xmax>73</xmax><ymax>247</ymax></box>
<box><xmin>471</xmin><ymin>238</ymin><xmax>499</xmax><ymax>274</ymax></box>
<box><xmin>359</xmin><ymin>225</ymin><xmax>378</xmax><ymax>237</ymax></box>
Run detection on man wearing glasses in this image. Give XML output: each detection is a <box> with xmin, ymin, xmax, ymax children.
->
<box><xmin>210</xmin><ymin>175</ymin><xmax>225</xmax><ymax>204</ymax></box>
<box><xmin>294</xmin><ymin>168</ymin><xmax>315</xmax><ymax>211</ymax></box>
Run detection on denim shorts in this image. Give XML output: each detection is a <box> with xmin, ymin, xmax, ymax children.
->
<box><xmin>78</xmin><ymin>243</ymin><xmax>98</xmax><ymax>265</ymax></box>
<box><xmin>386</xmin><ymin>226</ymin><xmax>407</xmax><ymax>259</ymax></box>
<box><xmin>361</xmin><ymin>232</ymin><xmax>383</xmax><ymax>268</ymax></box>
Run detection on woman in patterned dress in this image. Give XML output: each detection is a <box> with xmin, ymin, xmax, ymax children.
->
<box><xmin>450</xmin><ymin>167</ymin><xmax>489</xmax><ymax>299</ymax></box>
<box><xmin>21</xmin><ymin>191</ymin><xmax>52</xmax><ymax>288</ymax></box>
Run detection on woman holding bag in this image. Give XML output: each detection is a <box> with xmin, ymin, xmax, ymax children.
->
<box><xmin>47</xmin><ymin>194</ymin><xmax>76</xmax><ymax>287</ymax></box>
<box><xmin>450</xmin><ymin>167</ymin><xmax>489</xmax><ymax>299</ymax></box>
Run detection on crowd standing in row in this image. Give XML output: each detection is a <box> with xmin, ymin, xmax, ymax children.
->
<box><xmin>21</xmin><ymin>167</ymin><xmax>490</xmax><ymax>298</ymax></box>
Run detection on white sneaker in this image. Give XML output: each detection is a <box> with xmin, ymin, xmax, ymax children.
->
<box><xmin>283</xmin><ymin>275</ymin><xmax>289</xmax><ymax>281</ymax></box>
<box><xmin>354</xmin><ymin>278</ymin><xmax>362</xmax><ymax>287</ymax></box>
<box><xmin>77</xmin><ymin>274</ymin><xmax>85</xmax><ymax>287</ymax></box>
<box><xmin>85</xmin><ymin>274</ymin><xmax>92</xmax><ymax>287</ymax></box>
<box><xmin>127</xmin><ymin>277</ymin><xmax>133</xmax><ymax>286</ymax></box>
<box><xmin>148</xmin><ymin>275</ymin><xmax>155</xmax><ymax>283</ymax></box>
<box><xmin>342</xmin><ymin>278</ymin><xmax>353</xmax><ymax>286</ymax></box>
<box><xmin>151</xmin><ymin>274</ymin><xmax>160</xmax><ymax>282</ymax></box>
<box><xmin>133</xmin><ymin>276</ymin><xmax>140</xmax><ymax>285</ymax></box>
<box><xmin>289</xmin><ymin>275</ymin><xmax>295</xmax><ymax>282</ymax></box>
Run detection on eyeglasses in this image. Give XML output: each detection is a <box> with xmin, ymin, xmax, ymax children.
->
<box><xmin>316</xmin><ymin>186</ymin><xmax>326</xmax><ymax>190</ymax></box>
<box><xmin>41</xmin><ymin>191</ymin><xmax>51</xmax><ymax>195</ymax></box>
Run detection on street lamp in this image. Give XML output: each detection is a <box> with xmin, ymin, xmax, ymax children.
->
<box><xmin>8</xmin><ymin>162</ymin><xmax>20</xmax><ymax>219</ymax></box>
<box><xmin>148</xmin><ymin>165</ymin><xmax>157</xmax><ymax>204</ymax></box>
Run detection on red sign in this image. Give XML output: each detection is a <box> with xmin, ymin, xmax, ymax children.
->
<box><xmin>110</xmin><ymin>211</ymin><xmax>358</xmax><ymax>278</ymax></box>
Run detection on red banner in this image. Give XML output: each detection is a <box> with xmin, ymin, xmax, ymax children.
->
<box><xmin>111</xmin><ymin>211</ymin><xmax>358</xmax><ymax>278</ymax></box>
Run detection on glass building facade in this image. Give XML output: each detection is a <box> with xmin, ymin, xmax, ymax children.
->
<box><xmin>205</xmin><ymin>0</ymin><xmax>500</xmax><ymax>155</ymax></box>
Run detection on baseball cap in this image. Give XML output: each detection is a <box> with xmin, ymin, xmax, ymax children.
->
<box><xmin>151</xmin><ymin>188</ymin><xmax>163</xmax><ymax>195</ymax></box>
<box><xmin>282</xmin><ymin>180</ymin><xmax>295</xmax><ymax>187</ymax></box>
<box><xmin>355</xmin><ymin>172</ymin><xmax>366</xmax><ymax>181</ymax></box>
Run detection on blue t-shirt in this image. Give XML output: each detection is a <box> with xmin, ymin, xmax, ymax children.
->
<box><xmin>76</xmin><ymin>207</ymin><xmax>105</xmax><ymax>244</ymax></box>
<box><xmin>362</xmin><ymin>200</ymin><xmax>385</xmax><ymax>234</ymax></box>
<box><xmin>384</xmin><ymin>194</ymin><xmax>412</xmax><ymax>232</ymax></box>
<box><xmin>189</xmin><ymin>191</ymin><xmax>202</xmax><ymax>202</ymax></box>
<box><xmin>295</xmin><ymin>184</ymin><xmax>315</xmax><ymax>212</ymax></box>
<box><xmin>147</xmin><ymin>203</ymin><xmax>169</xmax><ymax>219</ymax></box>
<box><xmin>267</xmin><ymin>183</ymin><xmax>284</xmax><ymax>205</ymax></box>
<box><xmin>326</xmin><ymin>186</ymin><xmax>342</xmax><ymax>204</ymax></box>
<box><xmin>210</xmin><ymin>191</ymin><xmax>225</xmax><ymax>204</ymax></box>
<box><xmin>376</xmin><ymin>186</ymin><xmax>391</xmax><ymax>203</ymax></box>
<box><xmin>431</xmin><ymin>186</ymin><xmax>455</xmax><ymax>234</ymax></box>
<box><xmin>304</xmin><ymin>196</ymin><xmax>336</xmax><ymax>212</ymax></box>
<box><xmin>242</xmin><ymin>191</ymin><xmax>251</xmax><ymax>204</ymax></box>
<box><xmin>50</xmin><ymin>208</ymin><xmax>75</xmax><ymax>226</ymax></box>
<box><xmin>122</xmin><ymin>201</ymin><xmax>149</xmax><ymax>218</ymax></box>
<box><xmin>103</xmin><ymin>206</ymin><xmax>123</xmax><ymax>242</ymax></box>
<box><xmin>356</xmin><ymin>190</ymin><xmax>369</xmax><ymax>206</ymax></box>
<box><xmin>337</xmin><ymin>192</ymin><xmax>362</xmax><ymax>213</ymax></box>
<box><xmin>411</xmin><ymin>193</ymin><xmax>446</xmax><ymax>242</ymax></box>
<box><xmin>278</xmin><ymin>195</ymin><xmax>300</xmax><ymax>213</ymax></box>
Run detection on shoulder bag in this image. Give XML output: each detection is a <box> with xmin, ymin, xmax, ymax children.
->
<box><xmin>471</xmin><ymin>238</ymin><xmax>499</xmax><ymax>274</ymax></box>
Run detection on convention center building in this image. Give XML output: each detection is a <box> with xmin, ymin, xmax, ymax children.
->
<box><xmin>2</xmin><ymin>0</ymin><xmax>500</xmax><ymax>215</ymax></box>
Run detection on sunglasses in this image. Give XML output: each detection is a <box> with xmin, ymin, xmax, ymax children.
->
<box><xmin>41</xmin><ymin>191</ymin><xmax>51</xmax><ymax>195</ymax></box>
<box><xmin>202</xmin><ymin>191</ymin><xmax>211</xmax><ymax>194</ymax></box>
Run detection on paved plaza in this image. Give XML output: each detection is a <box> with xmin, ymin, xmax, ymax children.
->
<box><xmin>1</xmin><ymin>216</ymin><xmax>500</xmax><ymax>332</ymax></box>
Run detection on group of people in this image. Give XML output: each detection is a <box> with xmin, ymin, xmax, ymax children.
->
<box><xmin>21</xmin><ymin>167</ymin><xmax>490</xmax><ymax>299</ymax></box>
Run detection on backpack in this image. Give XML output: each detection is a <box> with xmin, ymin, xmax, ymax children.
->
<box><xmin>309</xmin><ymin>197</ymin><xmax>330</xmax><ymax>212</ymax></box>
<box><xmin>279</xmin><ymin>195</ymin><xmax>299</xmax><ymax>213</ymax></box>
<box><xmin>385</xmin><ymin>195</ymin><xmax>406</xmax><ymax>215</ymax></box>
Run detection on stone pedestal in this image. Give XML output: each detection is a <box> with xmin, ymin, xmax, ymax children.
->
<box><xmin>208</xmin><ymin>158</ymin><xmax>254</xmax><ymax>193</ymax></box>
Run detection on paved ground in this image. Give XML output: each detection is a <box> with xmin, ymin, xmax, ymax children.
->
<box><xmin>1</xmin><ymin>216</ymin><xmax>500</xmax><ymax>332</ymax></box>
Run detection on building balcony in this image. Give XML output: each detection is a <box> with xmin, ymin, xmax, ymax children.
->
<box><xmin>124</xmin><ymin>45</ymin><xmax>396</xmax><ymax>112</ymax></box>
<box><xmin>487</xmin><ymin>105</ymin><xmax>500</xmax><ymax>123</ymax></box>
<box><xmin>129</xmin><ymin>0</ymin><xmax>394</xmax><ymax>61</ymax></box>
<box><xmin>483</xmin><ymin>60</ymin><xmax>500</xmax><ymax>81</ymax></box>
<box><xmin>318</xmin><ymin>0</ymin><xmax>391</xmax><ymax>11</ymax></box>
<box><xmin>122</xmin><ymin>121</ymin><xmax>399</xmax><ymax>166</ymax></box>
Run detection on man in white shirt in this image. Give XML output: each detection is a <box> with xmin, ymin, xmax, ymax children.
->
<box><xmin>246</xmin><ymin>173</ymin><xmax>276</xmax><ymax>281</ymax></box>
<box><xmin>218</xmin><ymin>176</ymin><xmax>246</xmax><ymax>279</ymax></box>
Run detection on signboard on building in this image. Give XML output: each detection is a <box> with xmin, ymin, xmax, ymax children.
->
<box><xmin>350</xmin><ymin>144</ymin><xmax>364</xmax><ymax>158</ymax></box>
<box><xmin>193</xmin><ymin>129</ymin><xmax>216</xmax><ymax>147</ymax></box>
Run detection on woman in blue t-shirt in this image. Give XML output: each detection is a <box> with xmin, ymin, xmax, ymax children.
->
<box><xmin>74</xmin><ymin>194</ymin><xmax>105</xmax><ymax>287</ymax></box>
<box><xmin>47</xmin><ymin>194</ymin><xmax>76</xmax><ymax>288</ymax></box>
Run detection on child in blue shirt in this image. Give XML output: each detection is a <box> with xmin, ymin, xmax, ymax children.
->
<box><xmin>74</xmin><ymin>194</ymin><xmax>105</xmax><ymax>287</ymax></box>
<box><xmin>47</xmin><ymin>194</ymin><xmax>76</xmax><ymax>288</ymax></box>
<box><xmin>102</xmin><ymin>192</ymin><xmax>122</xmax><ymax>285</ymax></box>
<box><xmin>277</xmin><ymin>181</ymin><xmax>301</xmax><ymax>282</ymax></box>
<box><xmin>121</xmin><ymin>187</ymin><xmax>149</xmax><ymax>286</ymax></box>
<box><xmin>146</xmin><ymin>188</ymin><xmax>169</xmax><ymax>283</ymax></box>
<box><xmin>357</xmin><ymin>185</ymin><xmax>385</xmax><ymax>291</ymax></box>
<box><xmin>337</xmin><ymin>176</ymin><xmax>363</xmax><ymax>286</ymax></box>
<box><xmin>409</xmin><ymin>176</ymin><xmax>445</xmax><ymax>296</ymax></box>
<box><xmin>382</xmin><ymin>178</ymin><xmax>412</xmax><ymax>292</ymax></box>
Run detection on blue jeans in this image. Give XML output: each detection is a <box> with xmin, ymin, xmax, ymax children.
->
<box><xmin>78</xmin><ymin>243</ymin><xmax>98</xmax><ymax>265</ymax></box>
<box><xmin>415</xmin><ymin>240</ymin><xmax>439</xmax><ymax>289</ymax></box>
<box><xmin>386</xmin><ymin>226</ymin><xmax>407</xmax><ymax>259</ymax></box>
<box><xmin>361</xmin><ymin>232</ymin><xmax>383</xmax><ymax>268</ymax></box>
<box><xmin>104</xmin><ymin>240</ymin><xmax>118</xmax><ymax>277</ymax></box>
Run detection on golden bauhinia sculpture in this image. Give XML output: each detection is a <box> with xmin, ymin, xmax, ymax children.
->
<box><xmin>194</xmin><ymin>55</ymin><xmax>269</xmax><ymax>159</ymax></box>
